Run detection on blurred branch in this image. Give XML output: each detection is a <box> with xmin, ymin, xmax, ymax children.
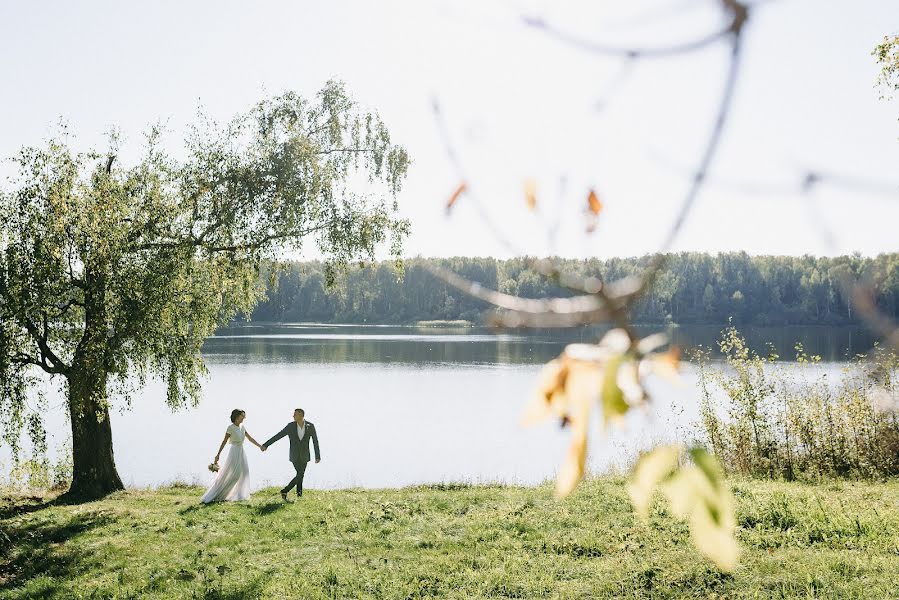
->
<box><xmin>594</xmin><ymin>57</ymin><xmax>638</xmax><ymax>112</ymax></box>
<box><xmin>433</xmin><ymin>0</ymin><xmax>899</xmax><ymax>354</ymax></box>
<box><xmin>519</xmin><ymin>0</ymin><xmax>749</xmax><ymax>323</ymax></box>
<box><xmin>802</xmin><ymin>171</ymin><xmax>899</xmax><ymax>199</ymax></box>
<box><xmin>845</xmin><ymin>278</ymin><xmax>899</xmax><ymax>351</ymax></box>
<box><xmin>652</xmin><ymin>153</ymin><xmax>899</xmax><ymax>200</ymax></box>
<box><xmin>801</xmin><ymin>185</ymin><xmax>899</xmax><ymax>352</ymax></box>
<box><xmin>523</xmin><ymin>0</ymin><xmax>747</xmax><ymax>60</ymax></box>
<box><xmin>619</xmin><ymin>20</ymin><xmax>745</xmax><ymax>315</ymax></box>
<box><xmin>425</xmin><ymin>263</ymin><xmax>641</xmax><ymax>329</ymax></box>
<box><xmin>431</xmin><ymin>99</ymin><xmax>523</xmax><ymax>255</ymax></box>
<box><xmin>433</xmin><ymin>0</ymin><xmax>750</xmax><ymax>346</ymax></box>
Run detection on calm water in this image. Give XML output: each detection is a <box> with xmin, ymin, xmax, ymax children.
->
<box><xmin>2</xmin><ymin>323</ymin><xmax>874</xmax><ymax>491</ymax></box>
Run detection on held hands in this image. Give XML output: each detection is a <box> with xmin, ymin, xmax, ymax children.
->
<box><xmin>260</xmin><ymin>444</ymin><xmax>267</xmax><ymax>452</ymax></box>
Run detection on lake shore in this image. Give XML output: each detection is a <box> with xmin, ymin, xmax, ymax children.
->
<box><xmin>3</xmin><ymin>477</ymin><xmax>898</xmax><ymax>599</ymax></box>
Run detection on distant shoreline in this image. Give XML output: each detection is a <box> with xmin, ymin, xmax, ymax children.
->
<box><xmin>413</xmin><ymin>319</ymin><xmax>473</xmax><ymax>327</ymax></box>
<box><xmin>222</xmin><ymin>320</ymin><xmax>874</xmax><ymax>331</ymax></box>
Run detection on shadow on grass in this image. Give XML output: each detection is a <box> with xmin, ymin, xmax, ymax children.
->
<box><xmin>197</xmin><ymin>575</ymin><xmax>268</xmax><ymax>600</ymax></box>
<box><xmin>179</xmin><ymin>503</ymin><xmax>213</xmax><ymax>515</ymax></box>
<box><xmin>0</xmin><ymin>509</ymin><xmax>115</xmax><ymax>594</ymax></box>
<box><xmin>0</xmin><ymin>496</ymin><xmax>56</xmax><ymax>520</ymax></box>
<box><xmin>0</xmin><ymin>489</ymin><xmax>110</xmax><ymax>522</ymax></box>
<box><xmin>250</xmin><ymin>502</ymin><xmax>289</xmax><ymax>516</ymax></box>
<box><xmin>178</xmin><ymin>500</ymin><xmax>289</xmax><ymax>517</ymax></box>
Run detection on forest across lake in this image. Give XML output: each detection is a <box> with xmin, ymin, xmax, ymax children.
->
<box><xmin>250</xmin><ymin>253</ymin><xmax>899</xmax><ymax>327</ymax></box>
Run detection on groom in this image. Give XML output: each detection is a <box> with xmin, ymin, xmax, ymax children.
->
<box><xmin>262</xmin><ymin>408</ymin><xmax>321</xmax><ymax>501</ymax></box>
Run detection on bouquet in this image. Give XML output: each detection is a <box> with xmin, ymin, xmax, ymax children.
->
<box><xmin>208</xmin><ymin>461</ymin><xmax>220</xmax><ymax>473</ymax></box>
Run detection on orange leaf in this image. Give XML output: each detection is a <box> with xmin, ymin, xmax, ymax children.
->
<box><xmin>446</xmin><ymin>181</ymin><xmax>467</xmax><ymax>213</ymax></box>
<box><xmin>587</xmin><ymin>189</ymin><xmax>602</xmax><ymax>215</ymax></box>
<box><xmin>524</xmin><ymin>179</ymin><xmax>537</xmax><ymax>211</ymax></box>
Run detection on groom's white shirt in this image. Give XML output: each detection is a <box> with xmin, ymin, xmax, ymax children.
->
<box><xmin>296</xmin><ymin>422</ymin><xmax>305</xmax><ymax>440</ymax></box>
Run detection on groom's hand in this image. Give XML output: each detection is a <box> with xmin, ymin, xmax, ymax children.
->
<box><xmin>261</xmin><ymin>444</ymin><xmax>267</xmax><ymax>452</ymax></box>
<box><xmin>315</xmin><ymin>458</ymin><xmax>320</xmax><ymax>464</ymax></box>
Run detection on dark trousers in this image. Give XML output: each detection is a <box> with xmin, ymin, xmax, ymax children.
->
<box><xmin>282</xmin><ymin>460</ymin><xmax>308</xmax><ymax>495</ymax></box>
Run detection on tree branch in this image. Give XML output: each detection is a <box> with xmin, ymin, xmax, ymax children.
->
<box><xmin>131</xmin><ymin>221</ymin><xmax>334</xmax><ymax>253</ymax></box>
<box><xmin>622</xmin><ymin>24</ymin><xmax>745</xmax><ymax>313</ymax></box>
<box><xmin>426</xmin><ymin>263</ymin><xmax>642</xmax><ymax>328</ymax></box>
<box><xmin>523</xmin><ymin>0</ymin><xmax>747</xmax><ymax>59</ymax></box>
<box><xmin>51</xmin><ymin>298</ymin><xmax>83</xmax><ymax>319</ymax></box>
<box><xmin>22</xmin><ymin>317</ymin><xmax>68</xmax><ymax>374</ymax></box>
<box><xmin>315</xmin><ymin>148</ymin><xmax>375</xmax><ymax>156</ymax></box>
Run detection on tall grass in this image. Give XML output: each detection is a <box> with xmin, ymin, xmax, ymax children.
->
<box><xmin>694</xmin><ymin>326</ymin><xmax>899</xmax><ymax>480</ymax></box>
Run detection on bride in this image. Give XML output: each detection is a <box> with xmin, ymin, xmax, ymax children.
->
<box><xmin>201</xmin><ymin>409</ymin><xmax>264</xmax><ymax>503</ymax></box>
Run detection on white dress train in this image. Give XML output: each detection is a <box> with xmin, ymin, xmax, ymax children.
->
<box><xmin>201</xmin><ymin>424</ymin><xmax>250</xmax><ymax>503</ymax></box>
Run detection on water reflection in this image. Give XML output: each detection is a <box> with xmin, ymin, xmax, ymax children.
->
<box><xmin>3</xmin><ymin>323</ymin><xmax>876</xmax><ymax>490</ymax></box>
<box><xmin>205</xmin><ymin>323</ymin><xmax>879</xmax><ymax>365</ymax></box>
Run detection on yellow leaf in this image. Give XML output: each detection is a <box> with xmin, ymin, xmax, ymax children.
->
<box><xmin>587</xmin><ymin>189</ymin><xmax>602</xmax><ymax>215</ymax></box>
<box><xmin>524</xmin><ymin>179</ymin><xmax>537</xmax><ymax>210</ymax></box>
<box><xmin>560</xmin><ymin>360</ymin><xmax>602</xmax><ymax>433</ymax></box>
<box><xmin>555</xmin><ymin>420</ymin><xmax>588</xmax><ymax>498</ymax></box>
<box><xmin>446</xmin><ymin>181</ymin><xmax>467</xmax><ymax>213</ymax></box>
<box><xmin>521</xmin><ymin>359</ymin><xmax>568</xmax><ymax>425</ymax></box>
<box><xmin>636</xmin><ymin>333</ymin><xmax>668</xmax><ymax>355</ymax></box>
<box><xmin>617</xmin><ymin>359</ymin><xmax>646</xmax><ymax>405</ymax></box>
<box><xmin>661</xmin><ymin>449</ymin><xmax>739</xmax><ymax>572</ymax></box>
<box><xmin>598</xmin><ymin>328</ymin><xmax>631</xmax><ymax>353</ymax></box>
<box><xmin>601</xmin><ymin>354</ymin><xmax>630</xmax><ymax>428</ymax></box>
<box><xmin>662</xmin><ymin>466</ymin><xmax>705</xmax><ymax>519</ymax></box>
<box><xmin>523</xmin><ymin>357</ymin><xmax>601</xmax><ymax>428</ymax></box>
<box><xmin>688</xmin><ymin>498</ymin><xmax>740</xmax><ymax>572</ymax></box>
<box><xmin>524</xmin><ymin>356</ymin><xmax>600</xmax><ymax>499</ymax></box>
<box><xmin>627</xmin><ymin>445</ymin><xmax>681</xmax><ymax>519</ymax></box>
<box><xmin>688</xmin><ymin>447</ymin><xmax>724</xmax><ymax>489</ymax></box>
<box><xmin>646</xmin><ymin>346</ymin><xmax>681</xmax><ymax>384</ymax></box>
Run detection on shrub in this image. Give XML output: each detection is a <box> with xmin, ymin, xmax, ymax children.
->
<box><xmin>694</xmin><ymin>326</ymin><xmax>899</xmax><ymax>480</ymax></box>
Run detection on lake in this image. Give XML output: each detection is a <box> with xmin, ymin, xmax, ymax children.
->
<box><xmin>1</xmin><ymin>323</ymin><xmax>876</xmax><ymax>492</ymax></box>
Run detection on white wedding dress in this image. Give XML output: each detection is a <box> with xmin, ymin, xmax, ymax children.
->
<box><xmin>201</xmin><ymin>424</ymin><xmax>251</xmax><ymax>503</ymax></box>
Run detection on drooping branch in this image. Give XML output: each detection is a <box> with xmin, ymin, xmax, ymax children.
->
<box><xmin>129</xmin><ymin>214</ymin><xmax>368</xmax><ymax>254</ymax></box>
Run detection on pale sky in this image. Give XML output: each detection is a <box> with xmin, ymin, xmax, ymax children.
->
<box><xmin>1</xmin><ymin>0</ymin><xmax>897</xmax><ymax>259</ymax></box>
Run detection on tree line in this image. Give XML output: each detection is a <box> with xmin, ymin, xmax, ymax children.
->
<box><xmin>250</xmin><ymin>252</ymin><xmax>899</xmax><ymax>326</ymax></box>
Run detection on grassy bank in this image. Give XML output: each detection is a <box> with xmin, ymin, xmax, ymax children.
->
<box><xmin>2</xmin><ymin>478</ymin><xmax>899</xmax><ymax>599</ymax></box>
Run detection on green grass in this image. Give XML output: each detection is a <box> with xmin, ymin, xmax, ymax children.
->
<box><xmin>2</xmin><ymin>478</ymin><xmax>899</xmax><ymax>599</ymax></box>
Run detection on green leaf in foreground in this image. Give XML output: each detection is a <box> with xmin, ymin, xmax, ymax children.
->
<box><xmin>601</xmin><ymin>354</ymin><xmax>630</xmax><ymax>427</ymax></box>
<box><xmin>627</xmin><ymin>445</ymin><xmax>680</xmax><ymax>519</ymax></box>
<box><xmin>629</xmin><ymin>445</ymin><xmax>739</xmax><ymax>572</ymax></box>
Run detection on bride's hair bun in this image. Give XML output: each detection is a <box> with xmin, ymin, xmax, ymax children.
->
<box><xmin>230</xmin><ymin>409</ymin><xmax>245</xmax><ymax>423</ymax></box>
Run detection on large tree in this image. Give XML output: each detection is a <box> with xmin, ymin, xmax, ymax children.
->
<box><xmin>0</xmin><ymin>81</ymin><xmax>409</xmax><ymax>499</ymax></box>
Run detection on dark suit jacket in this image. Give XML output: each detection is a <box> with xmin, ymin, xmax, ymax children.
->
<box><xmin>264</xmin><ymin>421</ymin><xmax>320</xmax><ymax>464</ymax></box>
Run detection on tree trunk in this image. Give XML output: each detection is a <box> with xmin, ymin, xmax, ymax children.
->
<box><xmin>65</xmin><ymin>367</ymin><xmax>124</xmax><ymax>499</ymax></box>
<box><xmin>65</xmin><ymin>266</ymin><xmax>124</xmax><ymax>501</ymax></box>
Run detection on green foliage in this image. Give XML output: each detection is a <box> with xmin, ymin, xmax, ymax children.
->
<box><xmin>3</xmin><ymin>478</ymin><xmax>899</xmax><ymax>598</ymax></box>
<box><xmin>695</xmin><ymin>326</ymin><xmax>899</xmax><ymax>480</ymax></box>
<box><xmin>250</xmin><ymin>253</ymin><xmax>899</xmax><ymax>326</ymax></box>
<box><xmin>0</xmin><ymin>82</ymin><xmax>409</xmax><ymax>475</ymax></box>
<box><xmin>0</xmin><ymin>437</ymin><xmax>71</xmax><ymax>493</ymax></box>
<box><xmin>873</xmin><ymin>34</ymin><xmax>899</xmax><ymax>99</ymax></box>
